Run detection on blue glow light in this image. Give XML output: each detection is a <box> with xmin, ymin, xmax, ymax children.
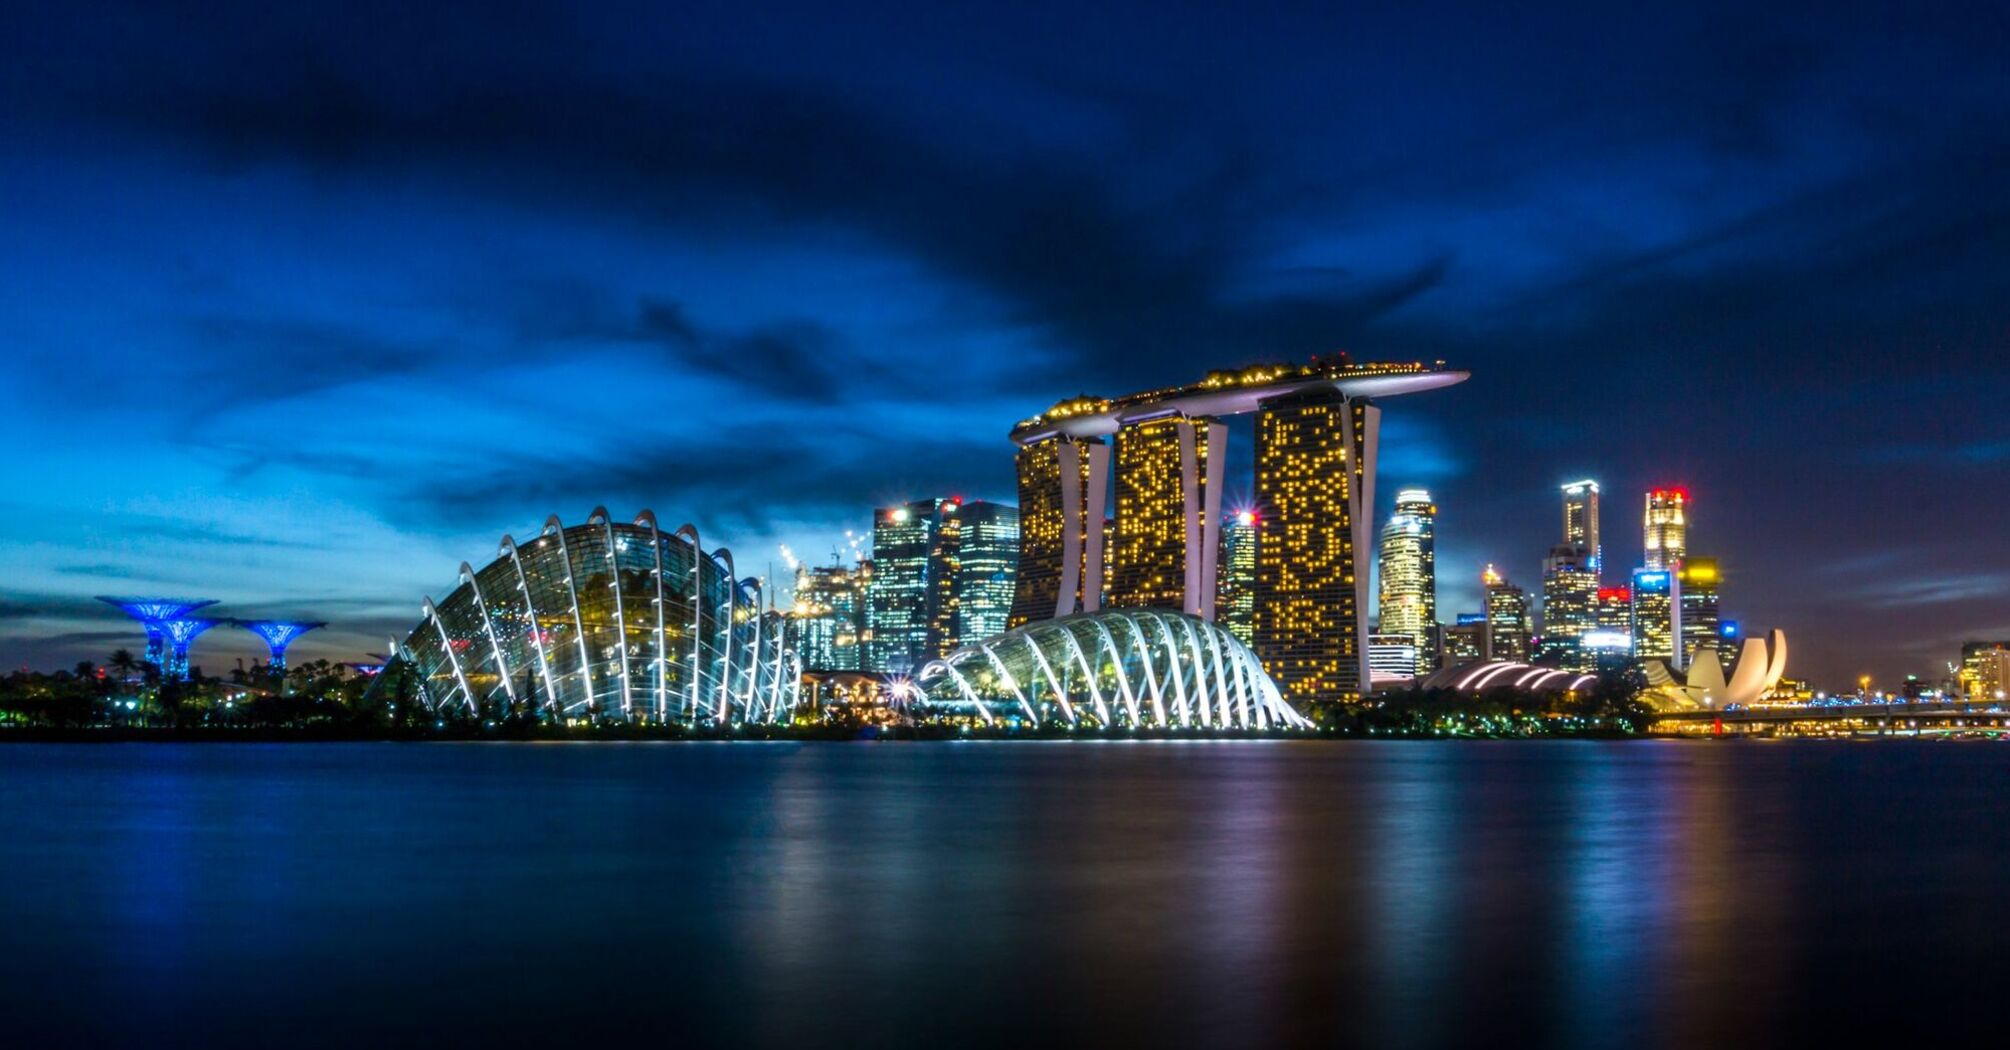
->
<box><xmin>96</xmin><ymin>596</ymin><xmax>219</xmax><ymax>671</ymax></box>
<box><xmin>235</xmin><ymin>619</ymin><xmax>328</xmax><ymax>670</ymax></box>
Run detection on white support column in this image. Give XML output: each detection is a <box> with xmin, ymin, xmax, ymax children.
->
<box><xmin>546</xmin><ymin>516</ymin><xmax>597</xmax><ymax>718</ymax></box>
<box><xmin>711</xmin><ymin>548</ymin><xmax>738</xmax><ymax>725</ymax></box>
<box><xmin>503</xmin><ymin>537</ymin><xmax>562</xmax><ymax>712</ymax></box>
<box><xmin>1082</xmin><ymin>441</ymin><xmax>1111</xmax><ymax>613</ymax></box>
<box><xmin>978</xmin><ymin>641</ymin><xmax>1037</xmax><ymax>723</ymax></box>
<box><xmin>637</xmin><ymin>512</ymin><xmax>670</xmax><ymax>723</ymax></box>
<box><xmin>675</xmin><ymin>525</ymin><xmax>704</xmax><ymax>723</ymax></box>
<box><xmin>460</xmin><ymin>563</ymin><xmax>518</xmax><ymax>709</ymax></box>
<box><xmin>424</xmin><ymin>598</ymin><xmax>477</xmax><ymax>715</ymax></box>
<box><xmin>594</xmin><ymin>510</ymin><xmax>634</xmax><ymax>719</ymax></box>
<box><xmin>1023</xmin><ymin>630</ymin><xmax>1076</xmax><ymax>725</ymax></box>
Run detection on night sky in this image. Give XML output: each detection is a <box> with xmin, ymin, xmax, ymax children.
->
<box><xmin>4</xmin><ymin>2</ymin><xmax>2005</xmax><ymax>687</ymax></box>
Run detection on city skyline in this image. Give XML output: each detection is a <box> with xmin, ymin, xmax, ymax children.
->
<box><xmin>3</xmin><ymin>4</ymin><xmax>2007</xmax><ymax>688</ymax></box>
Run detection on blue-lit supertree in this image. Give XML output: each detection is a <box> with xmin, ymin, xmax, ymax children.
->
<box><xmin>96</xmin><ymin>597</ymin><xmax>219</xmax><ymax>673</ymax></box>
<box><xmin>157</xmin><ymin>618</ymin><xmax>220</xmax><ymax>680</ymax></box>
<box><xmin>235</xmin><ymin>620</ymin><xmax>328</xmax><ymax>671</ymax></box>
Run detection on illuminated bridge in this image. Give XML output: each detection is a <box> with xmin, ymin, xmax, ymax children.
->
<box><xmin>915</xmin><ymin>609</ymin><xmax>1311</xmax><ymax>730</ymax></box>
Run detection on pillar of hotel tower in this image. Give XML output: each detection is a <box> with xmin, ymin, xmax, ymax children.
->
<box><xmin>1106</xmin><ymin>416</ymin><xmax>1227</xmax><ymax>618</ymax></box>
<box><xmin>1252</xmin><ymin>392</ymin><xmax>1380</xmax><ymax>701</ymax></box>
<box><xmin>1008</xmin><ymin>435</ymin><xmax>1110</xmax><ymax>627</ymax></box>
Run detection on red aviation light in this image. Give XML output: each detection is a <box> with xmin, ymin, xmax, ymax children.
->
<box><xmin>1650</xmin><ymin>486</ymin><xmax>1691</xmax><ymax>503</ymax></box>
<box><xmin>1597</xmin><ymin>587</ymin><xmax>1631</xmax><ymax>603</ymax></box>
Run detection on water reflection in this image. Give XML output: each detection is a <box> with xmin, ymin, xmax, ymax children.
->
<box><xmin>0</xmin><ymin>742</ymin><xmax>1996</xmax><ymax>1048</ymax></box>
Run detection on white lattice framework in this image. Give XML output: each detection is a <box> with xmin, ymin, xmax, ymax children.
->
<box><xmin>373</xmin><ymin>508</ymin><xmax>801</xmax><ymax>724</ymax></box>
<box><xmin>915</xmin><ymin>609</ymin><xmax>1310</xmax><ymax>729</ymax></box>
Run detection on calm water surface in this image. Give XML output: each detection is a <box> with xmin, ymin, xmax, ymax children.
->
<box><xmin>1</xmin><ymin>741</ymin><xmax>2005</xmax><ymax>1048</ymax></box>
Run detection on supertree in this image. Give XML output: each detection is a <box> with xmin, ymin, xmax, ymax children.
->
<box><xmin>234</xmin><ymin>620</ymin><xmax>328</xmax><ymax>671</ymax></box>
<box><xmin>96</xmin><ymin>597</ymin><xmax>219</xmax><ymax>673</ymax></box>
<box><xmin>157</xmin><ymin>618</ymin><xmax>220</xmax><ymax>681</ymax></box>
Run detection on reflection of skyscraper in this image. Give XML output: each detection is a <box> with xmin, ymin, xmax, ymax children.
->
<box><xmin>1009</xmin><ymin>428</ymin><xmax>1109</xmax><ymax>627</ymax></box>
<box><xmin>1376</xmin><ymin>488</ymin><xmax>1437</xmax><ymax>673</ymax></box>
<box><xmin>1483</xmin><ymin>565</ymin><xmax>1531</xmax><ymax>663</ymax></box>
<box><xmin>1254</xmin><ymin>391</ymin><xmax>1380</xmax><ymax>701</ymax></box>
<box><xmin>868</xmin><ymin>498</ymin><xmax>962</xmax><ymax>672</ymax></box>
<box><xmin>1677</xmin><ymin>557</ymin><xmax>1722</xmax><ymax>668</ymax></box>
<box><xmin>1630</xmin><ymin>568</ymin><xmax>1678</xmax><ymax>662</ymax></box>
<box><xmin>1107</xmin><ymin>416</ymin><xmax>1225</xmax><ymax>615</ymax></box>
<box><xmin>1562</xmin><ymin>480</ymin><xmax>1602</xmax><ymax>571</ymax></box>
<box><xmin>1644</xmin><ymin>487</ymin><xmax>1689</xmax><ymax>570</ymax></box>
<box><xmin>1218</xmin><ymin>510</ymin><xmax>1258</xmax><ymax>646</ymax></box>
<box><xmin>955</xmin><ymin>501</ymin><xmax>1019</xmax><ymax>643</ymax></box>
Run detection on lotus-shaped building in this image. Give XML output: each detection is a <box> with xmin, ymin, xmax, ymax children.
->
<box><xmin>915</xmin><ymin>609</ymin><xmax>1310</xmax><ymax>729</ymax></box>
<box><xmin>369</xmin><ymin>508</ymin><xmax>799</xmax><ymax>724</ymax></box>
<box><xmin>1643</xmin><ymin>629</ymin><xmax>1788</xmax><ymax>710</ymax></box>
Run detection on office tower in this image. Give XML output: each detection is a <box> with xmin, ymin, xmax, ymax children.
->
<box><xmin>1538</xmin><ymin>544</ymin><xmax>1599</xmax><ymax>671</ymax></box>
<box><xmin>1009</xmin><ymin>431</ymin><xmax>1109</xmax><ymax>627</ymax></box>
<box><xmin>1643</xmin><ymin>487</ymin><xmax>1689</xmax><ymax>570</ymax></box>
<box><xmin>1561</xmin><ymin>480</ymin><xmax>1602</xmax><ymax>571</ymax></box>
<box><xmin>1107</xmin><ymin>416</ymin><xmax>1226</xmax><ymax>615</ymax></box>
<box><xmin>1584</xmin><ymin>585</ymin><xmax>1634</xmax><ymax>672</ymax></box>
<box><xmin>1677</xmin><ymin>557</ymin><xmax>1723</xmax><ymax>668</ymax></box>
<box><xmin>1630</xmin><ymin>568</ymin><xmax>1678</xmax><ymax>663</ymax></box>
<box><xmin>1482</xmin><ymin>565</ymin><xmax>1531</xmax><ymax>663</ymax></box>
<box><xmin>1254</xmin><ymin>391</ymin><xmax>1381</xmax><ymax>701</ymax></box>
<box><xmin>1376</xmin><ymin>488</ymin><xmax>1438</xmax><ymax>673</ymax></box>
<box><xmin>1958</xmin><ymin>641</ymin><xmax>2010</xmax><ymax>701</ymax></box>
<box><xmin>1444</xmin><ymin>614</ymin><xmax>1493</xmax><ymax>668</ymax></box>
<box><xmin>793</xmin><ymin>560</ymin><xmax>872</xmax><ymax>671</ymax></box>
<box><xmin>1217</xmin><ymin>510</ymin><xmax>1258</xmax><ymax>647</ymax></box>
<box><xmin>955</xmin><ymin>501</ymin><xmax>1019</xmax><ymax>643</ymax></box>
<box><xmin>867</xmin><ymin>497</ymin><xmax>961</xmax><ymax>672</ymax></box>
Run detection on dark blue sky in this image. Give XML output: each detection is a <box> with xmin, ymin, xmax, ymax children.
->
<box><xmin>4</xmin><ymin>2</ymin><xmax>2006</xmax><ymax>687</ymax></box>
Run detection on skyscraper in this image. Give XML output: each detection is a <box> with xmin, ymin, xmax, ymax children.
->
<box><xmin>1630</xmin><ymin>568</ymin><xmax>1678</xmax><ymax>663</ymax></box>
<box><xmin>793</xmin><ymin>560</ymin><xmax>871</xmax><ymax>671</ymax></box>
<box><xmin>867</xmin><ymin>497</ymin><xmax>962</xmax><ymax>672</ymax></box>
<box><xmin>1677</xmin><ymin>557</ymin><xmax>1723</xmax><ymax>668</ymax></box>
<box><xmin>1254</xmin><ymin>390</ymin><xmax>1380</xmax><ymax>701</ymax></box>
<box><xmin>1643</xmin><ymin>487</ymin><xmax>1689</xmax><ymax>570</ymax></box>
<box><xmin>1444</xmin><ymin>614</ymin><xmax>1493</xmax><ymax>668</ymax></box>
<box><xmin>1376</xmin><ymin>488</ymin><xmax>1437</xmax><ymax>673</ymax></box>
<box><xmin>1107</xmin><ymin>416</ymin><xmax>1226</xmax><ymax>615</ymax></box>
<box><xmin>1538</xmin><ymin>544</ymin><xmax>1599</xmax><ymax>671</ymax></box>
<box><xmin>1562</xmin><ymin>480</ymin><xmax>1602</xmax><ymax>571</ymax></box>
<box><xmin>1217</xmin><ymin>509</ymin><xmax>1258</xmax><ymax>647</ymax></box>
<box><xmin>1483</xmin><ymin>565</ymin><xmax>1531</xmax><ymax>663</ymax></box>
<box><xmin>1009</xmin><ymin>428</ymin><xmax>1109</xmax><ymax>627</ymax></box>
<box><xmin>955</xmin><ymin>501</ymin><xmax>1019</xmax><ymax>643</ymax></box>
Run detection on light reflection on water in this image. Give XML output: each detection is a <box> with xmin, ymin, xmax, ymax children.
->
<box><xmin>0</xmin><ymin>740</ymin><xmax>2002</xmax><ymax>1048</ymax></box>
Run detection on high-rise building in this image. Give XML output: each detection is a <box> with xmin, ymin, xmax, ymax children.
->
<box><xmin>1958</xmin><ymin>641</ymin><xmax>2010</xmax><ymax>702</ymax></box>
<box><xmin>1444</xmin><ymin>614</ymin><xmax>1493</xmax><ymax>668</ymax></box>
<box><xmin>1585</xmin><ymin>585</ymin><xmax>1634</xmax><ymax>672</ymax></box>
<box><xmin>1561</xmin><ymin>480</ymin><xmax>1602</xmax><ymax>571</ymax></box>
<box><xmin>793</xmin><ymin>560</ymin><xmax>872</xmax><ymax>671</ymax></box>
<box><xmin>1482</xmin><ymin>565</ymin><xmax>1531</xmax><ymax>663</ymax></box>
<box><xmin>1630</xmin><ymin>568</ymin><xmax>1678</xmax><ymax>663</ymax></box>
<box><xmin>1217</xmin><ymin>509</ymin><xmax>1258</xmax><ymax>647</ymax></box>
<box><xmin>1643</xmin><ymin>487</ymin><xmax>1689</xmax><ymax>571</ymax></box>
<box><xmin>1107</xmin><ymin>416</ymin><xmax>1226</xmax><ymax>616</ymax></box>
<box><xmin>1677</xmin><ymin>557</ymin><xmax>1723</xmax><ymax>669</ymax></box>
<box><xmin>1008</xmin><ymin>426</ymin><xmax>1110</xmax><ymax>627</ymax></box>
<box><xmin>955</xmin><ymin>501</ymin><xmax>1019</xmax><ymax>643</ymax></box>
<box><xmin>1367</xmin><ymin>633</ymin><xmax>1420</xmax><ymax>683</ymax></box>
<box><xmin>867</xmin><ymin>497</ymin><xmax>962</xmax><ymax>672</ymax></box>
<box><xmin>1538</xmin><ymin>544</ymin><xmax>1599</xmax><ymax>670</ymax></box>
<box><xmin>1376</xmin><ymin>488</ymin><xmax>1438</xmax><ymax>674</ymax></box>
<box><xmin>1254</xmin><ymin>390</ymin><xmax>1380</xmax><ymax>701</ymax></box>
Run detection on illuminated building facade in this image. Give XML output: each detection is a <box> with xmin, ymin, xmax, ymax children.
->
<box><xmin>867</xmin><ymin>497</ymin><xmax>963</xmax><ymax>672</ymax></box>
<box><xmin>1008</xmin><ymin>430</ymin><xmax>1109</xmax><ymax>627</ymax></box>
<box><xmin>954</xmin><ymin>501</ymin><xmax>1019</xmax><ymax>643</ymax></box>
<box><xmin>1677</xmin><ymin>557</ymin><xmax>1724</xmax><ymax>668</ymax></box>
<box><xmin>1367</xmin><ymin>633</ymin><xmax>1419</xmax><ymax>683</ymax></box>
<box><xmin>1255</xmin><ymin>390</ymin><xmax>1380</xmax><ymax>701</ymax></box>
<box><xmin>1444</xmin><ymin>614</ymin><xmax>1493</xmax><ymax>667</ymax></box>
<box><xmin>1376</xmin><ymin>488</ymin><xmax>1438</xmax><ymax>673</ymax></box>
<box><xmin>1106</xmin><ymin>415</ymin><xmax>1226</xmax><ymax>616</ymax></box>
<box><xmin>367</xmin><ymin>508</ymin><xmax>799</xmax><ymax>724</ymax></box>
<box><xmin>1630</xmin><ymin>569</ymin><xmax>1678</xmax><ymax>663</ymax></box>
<box><xmin>1958</xmin><ymin>641</ymin><xmax>2010</xmax><ymax>701</ymax></box>
<box><xmin>1217</xmin><ymin>510</ymin><xmax>1258</xmax><ymax>646</ymax></box>
<box><xmin>793</xmin><ymin>560</ymin><xmax>871</xmax><ymax>671</ymax></box>
<box><xmin>1643</xmin><ymin>487</ymin><xmax>1689</xmax><ymax>570</ymax></box>
<box><xmin>1538</xmin><ymin>544</ymin><xmax>1598</xmax><ymax>671</ymax></box>
<box><xmin>1009</xmin><ymin>357</ymin><xmax>1469</xmax><ymax>701</ymax></box>
<box><xmin>1562</xmin><ymin>480</ymin><xmax>1602</xmax><ymax>571</ymax></box>
<box><xmin>1483</xmin><ymin>565</ymin><xmax>1531</xmax><ymax>663</ymax></box>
